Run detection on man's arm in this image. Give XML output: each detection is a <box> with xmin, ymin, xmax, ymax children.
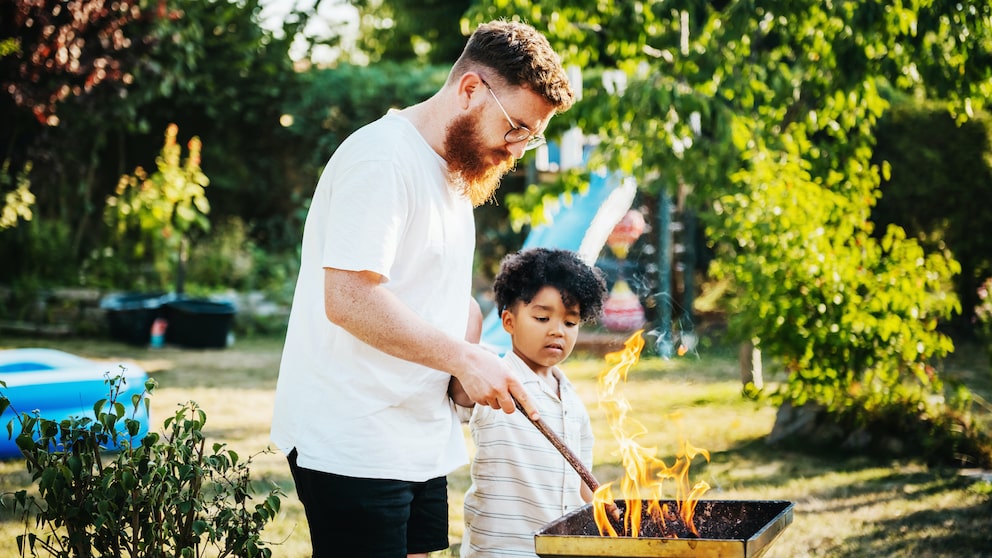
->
<box><xmin>324</xmin><ymin>267</ymin><xmax>536</xmax><ymax>417</ymax></box>
<box><xmin>448</xmin><ymin>297</ymin><xmax>482</xmax><ymax>408</ymax></box>
<box><xmin>465</xmin><ymin>296</ymin><xmax>483</xmax><ymax>344</ymax></box>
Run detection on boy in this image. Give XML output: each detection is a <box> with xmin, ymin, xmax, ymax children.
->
<box><xmin>451</xmin><ymin>247</ymin><xmax>608</xmax><ymax>558</ymax></box>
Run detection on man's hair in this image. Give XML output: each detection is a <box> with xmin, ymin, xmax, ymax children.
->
<box><xmin>494</xmin><ymin>248</ymin><xmax>607</xmax><ymax>323</ymax></box>
<box><xmin>450</xmin><ymin>20</ymin><xmax>575</xmax><ymax>112</ymax></box>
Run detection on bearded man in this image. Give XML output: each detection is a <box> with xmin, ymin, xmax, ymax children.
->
<box><xmin>270</xmin><ymin>20</ymin><xmax>575</xmax><ymax>558</ymax></box>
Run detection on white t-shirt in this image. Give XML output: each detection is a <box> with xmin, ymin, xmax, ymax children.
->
<box><xmin>271</xmin><ymin>111</ymin><xmax>475</xmax><ymax>482</ymax></box>
<box><xmin>461</xmin><ymin>352</ymin><xmax>594</xmax><ymax>558</ymax></box>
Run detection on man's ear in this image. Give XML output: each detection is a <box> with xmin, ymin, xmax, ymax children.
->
<box><xmin>456</xmin><ymin>71</ymin><xmax>485</xmax><ymax>110</ymax></box>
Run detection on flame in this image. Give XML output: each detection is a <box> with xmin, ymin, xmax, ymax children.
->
<box><xmin>592</xmin><ymin>483</ymin><xmax>619</xmax><ymax>537</ymax></box>
<box><xmin>593</xmin><ymin>330</ymin><xmax>712</xmax><ymax>538</ymax></box>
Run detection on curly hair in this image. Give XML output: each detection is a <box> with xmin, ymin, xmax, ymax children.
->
<box><xmin>493</xmin><ymin>248</ymin><xmax>607</xmax><ymax>324</ymax></box>
<box><xmin>450</xmin><ymin>20</ymin><xmax>575</xmax><ymax>112</ymax></box>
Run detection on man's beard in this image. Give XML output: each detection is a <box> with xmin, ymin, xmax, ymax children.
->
<box><xmin>443</xmin><ymin>111</ymin><xmax>517</xmax><ymax>207</ymax></box>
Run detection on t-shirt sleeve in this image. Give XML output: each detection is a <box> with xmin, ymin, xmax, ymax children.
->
<box><xmin>321</xmin><ymin>159</ymin><xmax>408</xmax><ymax>280</ymax></box>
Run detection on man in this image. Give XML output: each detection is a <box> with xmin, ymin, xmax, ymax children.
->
<box><xmin>270</xmin><ymin>20</ymin><xmax>576</xmax><ymax>558</ymax></box>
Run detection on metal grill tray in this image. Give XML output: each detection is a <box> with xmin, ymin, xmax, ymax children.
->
<box><xmin>535</xmin><ymin>499</ymin><xmax>794</xmax><ymax>558</ymax></box>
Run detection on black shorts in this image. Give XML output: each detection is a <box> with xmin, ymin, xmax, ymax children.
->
<box><xmin>288</xmin><ymin>449</ymin><xmax>449</xmax><ymax>557</ymax></box>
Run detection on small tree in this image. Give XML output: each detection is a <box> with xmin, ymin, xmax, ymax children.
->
<box><xmin>103</xmin><ymin>123</ymin><xmax>210</xmax><ymax>293</ymax></box>
<box><xmin>0</xmin><ymin>374</ymin><xmax>282</xmax><ymax>558</ymax></box>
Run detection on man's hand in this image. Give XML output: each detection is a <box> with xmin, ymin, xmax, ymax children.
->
<box><xmin>455</xmin><ymin>345</ymin><xmax>539</xmax><ymax>420</ymax></box>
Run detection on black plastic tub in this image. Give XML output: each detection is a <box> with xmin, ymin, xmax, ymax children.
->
<box><xmin>100</xmin><ymin>292</ymin><xmax>173</xmax><ymax>346</ymax></box>
<box><xmin>163</xmin><ymin>297</ymin><xmax>237</xmax><ymax>349</ymax></box>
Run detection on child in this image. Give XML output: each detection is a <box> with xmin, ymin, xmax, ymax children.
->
<box><xmin>451</xmin><ymin>247</ymin><xmax>608</xmax><ymax>558</ymax></box>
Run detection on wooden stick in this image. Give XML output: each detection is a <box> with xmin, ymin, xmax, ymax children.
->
<box><xmin>513</xmin><ymin>397</ymin><xmax>600</xmax><ymax>492</ymax></box>
<box><xmin>513</xmin><ymin>397</ymin><xmax>621</xmax><ymax>521</ymax></box>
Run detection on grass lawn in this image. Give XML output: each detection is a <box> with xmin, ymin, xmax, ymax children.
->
<box><xmin>1</xmin><ymin>334</ymin><xmax>990</xmax><ymax>557</ymax></box>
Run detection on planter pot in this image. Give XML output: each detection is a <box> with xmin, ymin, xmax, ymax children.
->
<box><xmin>163</xmin><ymin>297</ymin><xmax>237</xmax><ymax>349</ymax></box>
<box><xmin>100</xmin><ymin>292</ymin><xmax>174</xmax><ymax>346</ymax></box>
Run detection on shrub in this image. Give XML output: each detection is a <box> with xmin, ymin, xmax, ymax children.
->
<box><xmin>977</xmin><ymin>277</ymin><xmax>992</xmax><ymax>366</ymax></box>
<box><xmin>0</xmin><ymin>373</ymin><xmax>282</xmax><ymax>558</ymax></box>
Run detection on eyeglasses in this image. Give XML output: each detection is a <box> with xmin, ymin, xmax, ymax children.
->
<box><xmin>479</xmin><ymin>77</ymin><xmax>546</xmax><ymax>151</ymax></box>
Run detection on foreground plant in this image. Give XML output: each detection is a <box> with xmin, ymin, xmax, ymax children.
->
<box><xmin>0</xmin><ymin>372</ymin><xmax>282</xmax><ymax>558</ymax></box>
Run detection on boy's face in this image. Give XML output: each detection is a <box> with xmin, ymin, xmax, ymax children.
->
<box><xmin>502</xmin><ymin>285</ymin><xmax>581</xmax><ymax>374</ymax></box>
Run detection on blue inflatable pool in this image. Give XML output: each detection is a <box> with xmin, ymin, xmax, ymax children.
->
<box><xmin>0</xmin><ymin>348</ymin><xmax>151</xmax><ymax>460</ymax></box>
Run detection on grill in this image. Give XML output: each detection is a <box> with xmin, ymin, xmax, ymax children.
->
<box><xmin>535</xmin><ymin>499</ymin><xmax>794</xmax><ymax>558</ymax></box>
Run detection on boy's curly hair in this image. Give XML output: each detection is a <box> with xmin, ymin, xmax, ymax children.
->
<box><xmin>493</xmin><ymin>248</ymin><xmax>607</xmax><ymax>324</ymax></box>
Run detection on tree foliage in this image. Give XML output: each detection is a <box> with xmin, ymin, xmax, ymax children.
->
<box><xmin>0</xmin><ymin>160</ymin><xmax>34</xmax><ymax>230</ymax></box>
<box><xmin>0</xmin><ymin>0</ymin><xmax>144</xmax><ymax>126</ymax></box>
<box><xmin>78</xmin><ymin>0</ymin><xmax>311</xmax><ymax>249</ymax></box>
<box><xmin>0</xmin><ymin>0</ymin><xmax>314</xmax><ymax>291</ymax></box>
<box><xmin>280</xmin><ymin>61</ymin><xmax>449</xmax><ymax>174</ymax></box>
<box><xmin>872</xmin><ymin>101</ymin><xmax>992</xmax><ymax>335</ymax></box>
<box><xmin>350</xmin><ymin>0</ymin><xmax>473</xmax><ymax>64</ymax></box>
<box><xmin>1</xmin><ymin>0</ymin><xmax>152</xmax><ymax>270</ymax></box>
<box><xmin>463</xmin><ymin>0</ymin><xmax>992</xmax><ymax>445</ymax></box>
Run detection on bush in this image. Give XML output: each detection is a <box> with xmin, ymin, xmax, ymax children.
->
<box><xmin>0</xmin><ymin>219</ymin><xmax>77</xmax><ymax>289</ymax></box>
<box><xmin>768</xmin><ymin>387</ymin><xmax>992</xmax><ymax>469</ymax></box>
<box><xmin>0</xmin><ymin>373</ymin><xmax>282</xmax><ymax>558</ymax></box>
<box><xmin>872</xmin><ymin>102</ymin><xmax>992</xmax><ymax>337</ymax></box>
<box><xmin>977</xmin><ymin>277</ymin><xmax>992</xmax><ymax>367</ymax></box>
<box><xmin>185</xmin><ymin>217</ymin><xmax>299</xmax><ymax>299</ymax></box>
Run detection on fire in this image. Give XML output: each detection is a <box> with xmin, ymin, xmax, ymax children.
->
<box><xmin>592</xmin><ymin>330</ymin><xmax>712</xmax><ymax>538</ymax></box>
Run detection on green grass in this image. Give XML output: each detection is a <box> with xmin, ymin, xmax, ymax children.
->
<box><xmin>1</xmin><ymin>335</ymin><xmax>990</xmax><ymax>557</ymax></box>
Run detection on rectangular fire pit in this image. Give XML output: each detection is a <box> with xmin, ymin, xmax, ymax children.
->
<box><xmin>535</xmin><ymin>499</ymin><xmax>793</xmax><ymax>558</ymax></box>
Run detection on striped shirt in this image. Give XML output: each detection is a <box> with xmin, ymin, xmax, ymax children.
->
<box><xmin>461</xmin><ymin>351</ymin><xmax>594</xmax><ymax>558</ymax></box>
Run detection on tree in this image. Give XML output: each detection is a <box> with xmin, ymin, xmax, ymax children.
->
<box><xmin>0</xmin><ymin>0</ymin><xmax>319</xmax><ymax>289</ymax></box>
<box><xmin>124</xmin><ymin>0</ymin><xmax>310</xmax><ymax>250</ymax></box>
<box><xmin>0</xmin><ymin>0</ymin><xmax>148</xmax><ymax>271</ymax></box>
<box><xmin>463</xmin><ymin>1</ymin><xmax>992</xmax><ymax>463</ymax></box>
<box><xmin>350</xmin><ymin>0</ymin><xmax>473</xmax><ymax>64</ymax></box>
<box><xmin>0</xmin><ymin>0</ymin><xmax>143</xmax><ymax>126</ymax></box>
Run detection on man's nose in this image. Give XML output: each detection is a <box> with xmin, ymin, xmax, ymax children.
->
<box><xmin>506</xmin><ymin>141</ymin><xmax>528</xmax><ymax>160</ymax></box>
